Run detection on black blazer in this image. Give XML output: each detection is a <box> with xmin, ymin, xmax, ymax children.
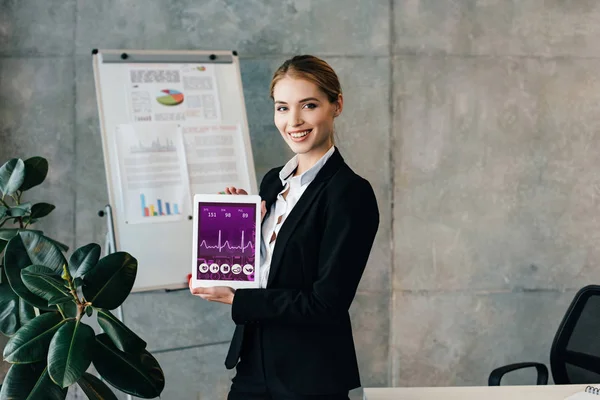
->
<box><xmin>225</xmin><ymin>148</ymin><xmax>379</xmax><ymax>394</ymax></box>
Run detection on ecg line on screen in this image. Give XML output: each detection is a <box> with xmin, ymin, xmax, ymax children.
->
<box><xmin>199</xmin><ymin>230</ymin><xmax>254</xmax><ymax>253</ymax></box>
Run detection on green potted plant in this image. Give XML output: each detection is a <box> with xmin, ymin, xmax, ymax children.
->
<box><xmin>0</xmin><ymin>157</ymin><xmax>165</xmax><ymax>399</ymax></box>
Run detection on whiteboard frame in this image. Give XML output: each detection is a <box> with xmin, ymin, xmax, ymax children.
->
<box><xmin>92</xmin><ymin>49</ymin><xmax>257</xmax><ymax>292</ymax></box>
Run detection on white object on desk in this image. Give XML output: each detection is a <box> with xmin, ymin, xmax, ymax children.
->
<box><xmin>363</xmin><ymin>384</ymin><xmax>591</xmax><ymax>400</ymax></box>
<box><xmin>565</xmin><ymin>393</ymin><xmax>598</xmax><ymax>399</ymax></box>
<box><xmin>565</xmin><ymin>385</ymin><xmax>600</xmax><ymax>399</ymax></box>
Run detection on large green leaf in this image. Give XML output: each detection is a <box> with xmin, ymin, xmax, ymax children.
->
<box><xmin>0</xmin><ymin>282</ymin><xmax>35</xmax><ymax>336</ymax></box>
<box><xmin>0</xmin><ymin>239</ymin><xmax>7</xmax><ymax>257</ymax></box>
<box><xmin>0</xmin><ymin>205</ymin><xmax>6</xmax><ymax>218</ymax></box>
<box><xmin>0</xmin><ymin>228</ymin><xmax>43</xmax><ymax>241</ymax></box>
<box><xmin>0</xmin><ymin>229</ymin><xmax>19</xmax><ymax>241</ymax></box>
<box><xmin>0</xmin><ymin>362</ymin><xmax>67</xmax><ymax>400</ymax></box>
<box><xmin>4</xmin><ymin>235</ymin><xmax>58</xmax><ymax>310</ymax></box>
<box><xmin>69</xmin><ymin>243</ymin><xmax>101</xmax><ymax>278</ymax></box>
<box><xmin>18</xmin><ymin>231</ymin><xmax>67</xmax><ymax>273</ymax></box>
<box><xmin>83</xmin><ymin>252</ymin><xmax>137</xmax><ymax>310</ymax></box>
<box><xmin>77</xmin><ymin>372</ymin><xmax>119</xmax><ymax>400</ymax></box>
<box><xmin>0</xmin><ymin>158</ymin><xmax>25</xmax><ymax>196</ymax></box>
<box><xmin>47</xmin><ymin>237</ymin><xmax>69</xmax><ymax>253</ymax></box>
<box><xmin>19</xmin><ymin>293</ymin><xmax>36</xmax><ymax>322</ymax></box>
<box><xmin>48</xmin><ymin>319</ymin><xmax>95</xmax><ymax>388</ymax></box>
<box><xmin>0</xmin><ymin>263</ymin><xmax>6</xmax><ymax>284</ymax></box>
<box><xmin>0</xmin><ymin>283</ymin><xmax>16</xmax><ymax>336</ymax></box>
<box><xmin>7</xmin><ymin>202</ymin><xmax>32</xmax><ymax>217</ymax></box>
<box><xmin>23</xmin><ymin>217</ymin><xmax>39</xmax><ymax>225</ymax></box>
<box><xmin>93</xmin><ymin>334</ymin><xmax>165</xmax><ymax>398</ymax></box>
<box><xmin>29</xmin><ymin>202</ymin><xmax>55</xmax><ymax>219</ymax></box>
<box><xmin>97</xmin><ymin>309</ymin><xmax>146</xmax><ymax>353</ymax></box>
<box><xmin>57</xmin><ymin>301</ymin><xmax>78</xmax><ymax>319</ymax></box>
<box><xmin>20</xmin><ymin>156</ymin><xmax>49</xmax><ymax>191</ymax></box>
<box><xmin>21</xmin><ymin>265</ymin><xmax>72</xmax><ymax>305</ymax></box>
<box><xmin>74</xmin><ymin>277</ymin><xmax>84</xmax><ymax>288</ymax></box>
<box><xmin>3</xmin><ymin>312</ymin><xmax>68</xmax><ymax>363</ymax></box>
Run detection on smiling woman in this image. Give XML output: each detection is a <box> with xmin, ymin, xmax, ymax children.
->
<box><xmin>270</xmin><ymin>55</ymin><xmax>343</xmax><ymax>173</ymax></box>
<box><xmin>189</xmin><ymin>55</ymin><xmax>380</xmax><ymax>400</ymax></box>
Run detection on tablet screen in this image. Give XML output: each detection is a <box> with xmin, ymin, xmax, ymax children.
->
<box><xmin>196</xmin><ymin>202</ymin><xmax>257</xmax><ymax>282</ymax></box>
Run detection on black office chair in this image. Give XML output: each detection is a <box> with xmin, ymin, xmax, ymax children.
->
<box><xmin>489</xmin><ymin>285</ymin><xmax>600</xmax><ymax>386</ymax></box>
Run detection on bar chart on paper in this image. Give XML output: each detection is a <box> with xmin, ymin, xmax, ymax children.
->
<box><xmin>140</xmin><ymin>193</ymin><xmax>181</xmax><ymax>217</ymax></box>
<box><xmin>115</xmin><ymin>124</ymin><xmax>190</xmax><ymax>224</ymax></box>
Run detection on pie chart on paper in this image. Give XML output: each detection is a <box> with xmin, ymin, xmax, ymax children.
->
<box><xmin>156</xmin><ymin>89</ymin><xmax>184</xmax><ymax>106</ymax></box>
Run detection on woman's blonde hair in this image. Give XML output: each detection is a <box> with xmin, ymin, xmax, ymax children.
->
<box><xmin>269</xmin><ymin>55</ymin><xmax>342</xmax><ymax>104</ymax></box>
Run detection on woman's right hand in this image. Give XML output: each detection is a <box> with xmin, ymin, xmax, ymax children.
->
<box><xmin>221</xmin><ymin>186</ymin><xmax>267</xmax><ymax>221</ymax></box>
<box><xmin>223</xmin><ymin>186</ymin><xmax>248</xmax><ymax>195</ymax></box>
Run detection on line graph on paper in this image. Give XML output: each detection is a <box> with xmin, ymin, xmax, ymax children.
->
<box><xmin>196</xmin><ymin>202</ymin><xmax>257</xmax><ymax>282</ymax></box>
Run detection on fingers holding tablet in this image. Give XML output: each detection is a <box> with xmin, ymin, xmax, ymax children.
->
<box><xmin>190</xmin><ymin>286</ymin><xmax>236</xmax><ymax>305</ymax></box>
<box><xmin>221</xmin><ymin>186</ymin><xmax>248</xmax><ymax>195</ymax></box>
<box><xmin>219</xmin><ymin>189</ymin><xmax>266</xmax><ymax>221</ymax></box>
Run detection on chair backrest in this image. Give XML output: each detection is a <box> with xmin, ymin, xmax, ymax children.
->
<box><xmin>550</xmin><ymin>285</ymin><xmax>600</xmax><ymax>384</ymax></box>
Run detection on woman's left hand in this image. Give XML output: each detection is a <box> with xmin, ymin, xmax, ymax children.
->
<box><xmin>188</xmin><ymin>275</ymin><xmax>235</xmax><ymax>305</ymax></box>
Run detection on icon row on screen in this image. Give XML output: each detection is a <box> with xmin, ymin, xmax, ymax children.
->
<box><xmin>199</xmin><ymin>263</ymin><xmax>254</xmax><ymax>275</ymax></box>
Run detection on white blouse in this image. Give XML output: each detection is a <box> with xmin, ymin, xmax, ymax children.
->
<box><xmin>258</xmin><ymin>146</ymin><xmax>336</xmax><ymax>288</ymax></box>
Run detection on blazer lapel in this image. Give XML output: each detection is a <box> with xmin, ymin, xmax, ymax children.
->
<box><xmin>266</xmin><ymin>149</ymin><xmax>345</xmax><ymax>287</ymax></box>
<box><xmin>260</xmin><ymin>169</ymin><xmax>283</xmax><ymax>223</ymax></box>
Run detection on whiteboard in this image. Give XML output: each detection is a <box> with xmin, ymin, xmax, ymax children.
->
<box><xmin>92</xmin><ymin>50</ymin><xmax>257</xmax><ymax>292</ymax></box>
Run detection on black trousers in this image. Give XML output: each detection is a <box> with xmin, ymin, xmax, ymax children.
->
<box><xmin>227</xmin><ymin>325</ymin><xmax>350</xmax><ymax>400</ymax></box>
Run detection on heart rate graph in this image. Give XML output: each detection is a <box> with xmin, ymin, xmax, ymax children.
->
<box><xmin>199</xmin><ymin>230</ymin><xmax>254</xmax><ymax>254</ymax></box>
<box><xmin>196</xmin><ymin>202</ymin><xmax>256</xmax><ymax>282</ymax></box>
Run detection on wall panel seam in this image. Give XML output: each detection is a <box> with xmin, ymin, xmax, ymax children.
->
<box><xmin>388</xmin><ymin>0</ymin><xmax>396</xmax><ymax>388</ymax></box>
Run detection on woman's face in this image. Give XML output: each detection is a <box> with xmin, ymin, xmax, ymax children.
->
<box><xmin>272</xmin><ymin>76</ymin><xmax>341</xmax><ymax>158</ymax></box>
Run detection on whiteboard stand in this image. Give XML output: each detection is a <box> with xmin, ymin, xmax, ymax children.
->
<box><xmin>98</xmin><ymin>205</ymin><xmax>124</xmax><ymax>324</ymax></box>
<box><xmin>98</xmin><ymin>204</ymin><xmax>117</xmax><ymax>255</ymax></box>
<box><xmin>98</xmin><ymin>205</ymin><xmax>132</xmax><ymax>400</ymax></box>
<box><xmin>98</xmin><ymin>204</ymin><xmax>124</xmax><ymax>320</ymax></box>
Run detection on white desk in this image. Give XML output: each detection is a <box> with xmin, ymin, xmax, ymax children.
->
<box><xmin>363</xmin><ymin>384</ymin><xmax>591</xmax><ymax>400</ymax></box>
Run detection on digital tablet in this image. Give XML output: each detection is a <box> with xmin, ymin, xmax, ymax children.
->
<box><xmin>191</xmin><ymin>194</ymin><xmax>261</xmax><ymax>289</ymax></box>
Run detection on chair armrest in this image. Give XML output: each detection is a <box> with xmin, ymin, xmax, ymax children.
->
<box><xmin>488</xmin><ymin>362</ymin><xmax>549</xmax><ymax>386</ymax></box>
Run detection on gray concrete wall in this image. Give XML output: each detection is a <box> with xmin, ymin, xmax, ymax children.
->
<box><xmin>392</xmin><ymin>0</ymin><xmax>600</xmax><ymax>387</ymax></box>
<box><xmin>0</xmin><ymin>0</ymin><xmax>598</xmax><ymax>398</ymax></box>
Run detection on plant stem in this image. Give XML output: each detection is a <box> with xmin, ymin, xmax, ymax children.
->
<box><xmin>69</xmin><ymin>288</ymin><xmax>79</xmax><ymax>303</ymax></box>
<box><xmin>76</xmin><ymin>304</ymin><xmax>84</xmax><ymax>322</ymax></box>
<box><xmin>62</xmin><ymin>265</ymin><xmax>83</xmax><ymax>320</ymax></box>
<box><xmin>71</xmin><ymin>288</ymin><xmax>84</xmax><ymax>321</ymax></box>
<box><xmin>0</xmin><ymin>197</ymin><xmax>8</xmax><ymax>208</ymax></box>
<box><xmin>56</xmin><ymin>304</ymin><xmax>66</xmax><ymax>319</ymax></box>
